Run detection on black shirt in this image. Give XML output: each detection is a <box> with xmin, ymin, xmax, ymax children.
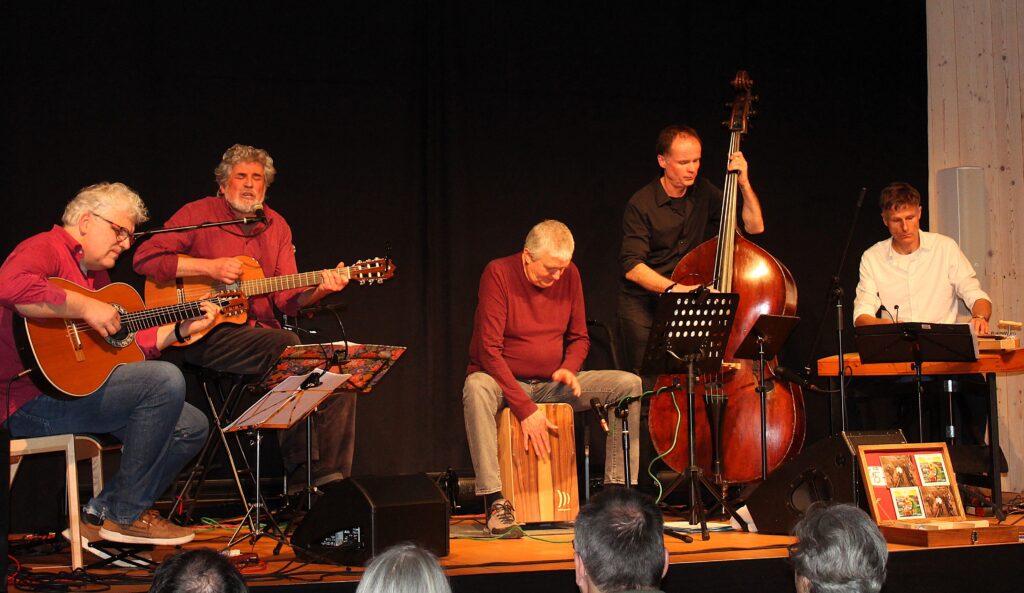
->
<box><xmin>619</xmin><ymin>176</ymin><xmax>723</xmax><ymax>296</ymax></box>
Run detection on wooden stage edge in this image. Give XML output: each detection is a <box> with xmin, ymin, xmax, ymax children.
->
<box><xmin>8</xmin><ymin>514</ymin><xmax>1024</xmax><ymax>593</ymax></box>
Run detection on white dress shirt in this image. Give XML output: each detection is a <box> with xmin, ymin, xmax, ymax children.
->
<box><xmin>853</xmin><ymin>230</ymin><xmax>990</xmax><ymax>324</ymax></box>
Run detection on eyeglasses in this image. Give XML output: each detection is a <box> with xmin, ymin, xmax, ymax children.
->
<box><xmin>92</xmin><ymin>212</ymin><xmax>135</xmax><ymax>245</ymax></box>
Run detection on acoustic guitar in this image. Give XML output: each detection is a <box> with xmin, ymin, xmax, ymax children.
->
<box><xmin>21</xmin><ymin>278</ymin><xmax>247</xmax><ymax>397</ymax></box>
<box><xmin>144</xmin><ymin>255</ymin><xmax>396</xmax><ymax>345</ymax></box>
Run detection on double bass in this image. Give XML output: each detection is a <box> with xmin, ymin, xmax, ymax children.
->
<box><xmin>648</xmin><ymin>72</ymin><xmax>805</xmax><ymax>486</ymax></box>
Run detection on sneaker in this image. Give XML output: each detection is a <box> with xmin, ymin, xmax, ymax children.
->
<box><xmin>61</xmin><ymin>518</ymin><xmax>125</xmax><ymax>567</ymax></box>
<box><xmin>486</xmin><ymin>499</ymin><xmax>523</xmax><ymax>539</ymax></box>
<box><xmin>99</xmin><ymin>510</ymin><xmax>195</xmax><ymax>546</ymax></box>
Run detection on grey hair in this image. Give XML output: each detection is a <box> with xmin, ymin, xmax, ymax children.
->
<box><xmin>574</xmin><ymin>488</ymin><xmax>665</xmax><ymax>593</ymax></box>
<box><xmin>355</xmin><ymin>543</ymin><xmax>451</xmax><ymax>593</ymax></box>
<box><xmin>524</xmin><ymin>219</ymin><xmax>574</xmax><ymax>261</ymax></box>
<box><xmin>790</xmin><ymin>503</ymin><xmax>888</xmax><ymax>593</ymax></box>
<box><xmin>214</xmin><ymin>144</ymin><xmax>277</xmax><ymax>188</ymax></box>
<box><xmin>149</xmin><ymin>549</ymin><xmax>248</xmax><ymax>593</ymax></box>
<box><xmin>62</xmin><ymin>182</ymin><xmax>149</xmax><ymax>226</ymax></box>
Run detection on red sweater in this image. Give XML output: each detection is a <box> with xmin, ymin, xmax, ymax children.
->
<box><xmin>466</xmin><ymin>253</ymin><xmax>590</xmax><ymax>420</ymax></box>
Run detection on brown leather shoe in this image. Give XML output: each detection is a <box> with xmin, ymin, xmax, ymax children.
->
<box><xmin>99</xmin><ymin>510</ymin><xmax>194</xmax><ymax>546</ymax></box>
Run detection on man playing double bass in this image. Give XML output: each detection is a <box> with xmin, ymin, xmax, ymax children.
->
<box><xmin>618</xmin><ymin>125</ymin><xmax>765</xmax><ymax>375</ymax></box>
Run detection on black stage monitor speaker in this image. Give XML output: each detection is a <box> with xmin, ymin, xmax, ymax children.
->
<box><xmin>745</xmin><ymin>430</ymin><xmax>905</xmax><ymax>535</ymax></box>
<box><xmin>291</xmin><ymin>473</ymin><xmax>449</xmax><ymax>566</ymax></box>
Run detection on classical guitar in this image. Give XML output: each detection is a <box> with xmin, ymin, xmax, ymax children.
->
<box><xmin>21</xmin><ymin>278</ymin><xmax>246</xmax><ymax>397</ymax></box>
<box><xmin>143</xmin><ymin>255</ymin><xmax>396</xmax><ymax>345</ymax></box>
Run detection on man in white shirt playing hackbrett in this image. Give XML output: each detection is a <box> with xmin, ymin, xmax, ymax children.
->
<box><xmin>851</xmin><ymin>181</ymin><xmax>992</xmax><ymax>443</ymax></box>
<box><xmin>853</xmin><ymin>181</ymin><xmax>991</xmax><ymax>332</ymax></box>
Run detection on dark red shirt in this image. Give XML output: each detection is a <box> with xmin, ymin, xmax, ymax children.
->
<box><xmin>0</xmin><ymin>226</ymin><xmax>158</xmax><ymax>417</ymax></box>
<box><xmin>466</xmin><ymin>253</ymin><xmax>590</xmax><ymax>420</ymax></box>
<box><xmin>133</xmin><ymin>197</ymin><xmax>306</xmax><ymax>324</ymax></box>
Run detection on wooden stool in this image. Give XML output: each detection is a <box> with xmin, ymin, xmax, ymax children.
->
<box><xmin>9</xmin><ymin>434</ymin><xmax>120</xmax><ymax>569</ymax></box>
<box><xmin>497</xmin><ymin>403</ymin><xmax>579</xmax><ymax>524</ymax></box>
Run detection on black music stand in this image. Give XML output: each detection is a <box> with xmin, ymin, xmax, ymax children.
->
<box><xmin>223</xmin><ymin>371</ymin><xmax>350</xmax><ymax>549</ymax></box>
<box><xmin>640</xmin><ymin>290</ymin><xmax>745</xmax><ymax>540</ymax></box>
<box><xmin>854</xmin><ymin>322</ymin><xmax>978</xmax><ymax>441</ymax></box>
<box><xmin>734</xmin><ymin>314</ymin><xmax>800</xmax><ymax>482</ymax></box>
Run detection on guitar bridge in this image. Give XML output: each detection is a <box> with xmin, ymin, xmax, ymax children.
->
<box><xmin>65</xmin><ymin>319</ymin><xmax>85</xmax><ymax>362</ymax></box>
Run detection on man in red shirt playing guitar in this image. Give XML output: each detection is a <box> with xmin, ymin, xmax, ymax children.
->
<box><xmin>1</xmin><ymin>182</ymin><xmax>219</xmax><ymax>548</ymax></box>
<box><xmin>133</xmin><ymin>144</ymin><xmax>355</xmax><ymax>493</ymax></box>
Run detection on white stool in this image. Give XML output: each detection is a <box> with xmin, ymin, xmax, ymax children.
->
<box><xmin>9</xmin><ymin>434</ymin><xmax>118</xmax><ymax>569</ymax></box>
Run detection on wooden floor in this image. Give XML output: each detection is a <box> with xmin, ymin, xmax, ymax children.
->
<box><xmin>7</xmin><ymin>513</ymin><xmax>1024</xmax><ymax>593</ymax></box>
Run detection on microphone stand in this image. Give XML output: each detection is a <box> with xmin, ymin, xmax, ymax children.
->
<box><xmin>804</xmin><ymin>187</ymin><xmax>866</xmax><ymax>434</ymax></box>
<box><xmin>132</xmin><ymin>213</ymin><xmax>266</xmax><ymax>239</ymax></box>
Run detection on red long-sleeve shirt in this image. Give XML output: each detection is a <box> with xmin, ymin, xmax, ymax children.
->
<box><xmin>132</xmin><ymin>197</ymin><xmax>306</xmax><ymax>324</ymax></box>
<box><xmin>0</xmin><ymin>226</ymin><xmax>159</xmax><ymax>417</ymax></box>
<box><xmin>466</xmin><ymin>253</ymin><xmax>590</xmax><ymax>420</ymax></box>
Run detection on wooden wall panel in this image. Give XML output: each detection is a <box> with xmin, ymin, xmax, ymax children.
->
<box><xmin>927</xmin><ymin>0</ymin><xmax>1024</xmax><ymax>492</ymax></box>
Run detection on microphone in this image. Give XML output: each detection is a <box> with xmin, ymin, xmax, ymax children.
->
<box><xmin>875</xmin><ymin>292</ymin><xmax>894</xmax><ymax>321</ymax></box>
<box><xmin>253</xmin><ymin>204</ymin><xmax>267</xmax><ymax>221</ymax></box>
<box><xmin>589</xmin><ymin>398</ymin><xmax>610</xmax><ymax>434</ymax></box>
<box><xmin>774</xmin><ymin>366</ymin><xmax>827</xmax><ymax>393</ymax></box>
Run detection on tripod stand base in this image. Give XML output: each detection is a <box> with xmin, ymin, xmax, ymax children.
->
<box><xmin>675</xmin><ymin>466</ymin><xmax>748</xmax><ymax>539</ymax></box>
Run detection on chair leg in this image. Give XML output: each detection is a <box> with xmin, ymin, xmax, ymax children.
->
<box><xmin>90</xmin><ymin>451</ymin><xmax>104</xmax><ymax>495</ymax></box>
<box><xmin>64</xmin><ymin>437</ymin><xmax>84</xmax><ymax>570</ymax></box>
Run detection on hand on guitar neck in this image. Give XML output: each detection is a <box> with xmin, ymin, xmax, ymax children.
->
<box><xmin>297</xmin><ymin>260</ymin><xmax>350</xmax><ymax>309</ymax></box>
<box><xmin>146</xmin><ymin>254</ymin><xmax>396</xmax><ymax>346</ymax></box>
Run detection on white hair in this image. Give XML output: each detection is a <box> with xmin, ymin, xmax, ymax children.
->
<box><xmin>355</xmin><ymin>543</ymin><xmax>451</xmax><ymax>593</ymax></box>
<box><xmin>524</xmin><ymin>219</ymin><xmax>574</xmax><ymax>261</ymax></box>
<box><xmin>62</xmin><ymin>182</ymin><xmax>149</xmax><ymax>226</ymax></box>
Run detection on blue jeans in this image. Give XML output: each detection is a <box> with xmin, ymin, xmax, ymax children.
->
<box><xmin>6</xmin><ymin>361</ymin><xmax>208</xmax><ymax>525</ymax></box>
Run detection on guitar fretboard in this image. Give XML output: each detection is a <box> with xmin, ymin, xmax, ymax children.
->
<box><xmin>119</xmin><ymin>296</ymin><xmax>232</xmax><ymax>332</ymax></box>
<box><xmin>240</xmin><ymin>269</ymin><xmax>340</xmax><ymax>296</ymax></box>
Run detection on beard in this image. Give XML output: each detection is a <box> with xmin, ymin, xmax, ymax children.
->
<box><xmin>224</xmin><ymin>195</ymin><xmax>262</xmax><ymax>214</ymax></box>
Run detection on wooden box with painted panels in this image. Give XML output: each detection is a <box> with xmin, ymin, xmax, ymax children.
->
<box><xmin>497</xmin><ymin>403</ymin><xmax>579</xmax><ymax>524</ymax></box>
<box><xmin>856</xmin><ymin>442</ymin><xmax>1018</xmax><ymax>547</ymax></box>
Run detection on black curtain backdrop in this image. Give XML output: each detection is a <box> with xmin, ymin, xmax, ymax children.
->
<box><xmin>1</xmin><ymin>2</ymin><xmax>927</xmax><ymax>477</ymax></box>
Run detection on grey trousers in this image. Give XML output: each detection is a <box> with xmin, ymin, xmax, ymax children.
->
<box><xmin>463</xmin><ymin>370</ymin><xmax>642</xmax><ymax>495</ymax></box>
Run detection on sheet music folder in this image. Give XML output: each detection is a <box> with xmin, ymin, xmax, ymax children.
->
<box><xmin>854</xmin><ymin>322</ymin><xmax>979</xmax><ymax>364</ymax></box>
<box><xmin>261</xmin><ymin>342</ymin><xmax>407</xmax><ymax>394</ymax></box>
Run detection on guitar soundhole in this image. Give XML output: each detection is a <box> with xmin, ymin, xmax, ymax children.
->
<box><xmin>105</xmin><ymin>303</ymin><xmax>136</xmax><ymax>349</ymax></box>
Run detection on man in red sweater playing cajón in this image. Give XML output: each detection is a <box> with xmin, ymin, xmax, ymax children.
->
<box><xmin>463</xmin><ymin>219</ymin><xmax>642</xmax><ymax>537</ymax></box>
